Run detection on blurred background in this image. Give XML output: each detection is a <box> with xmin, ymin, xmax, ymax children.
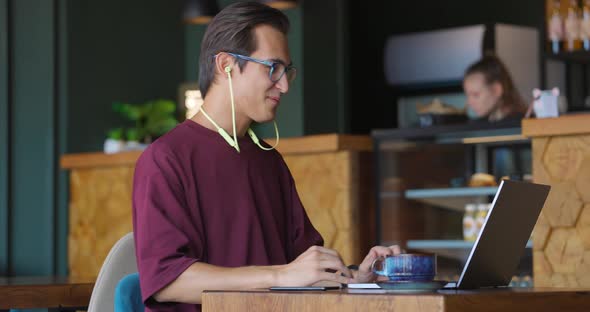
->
<box><xmin>0</xmin><ymin>0</ymin><xmax>582</xmax><ymax>282</ymax></box>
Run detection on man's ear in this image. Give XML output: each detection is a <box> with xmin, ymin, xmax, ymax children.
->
<box><xmin>214</xmin><ymin>53</ymin><xmax>235</xmax><ymax>78</ymax></box>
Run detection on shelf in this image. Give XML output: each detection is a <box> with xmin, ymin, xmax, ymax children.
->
<box><xmin>439</xmin><ymin>134</ymin><xmax>528</xmax><ymax>145</ymax></box>
<box><xmin>546</xmin><ymin>50</ymin><xmax>590</xmax><ymax>64</ymax></box>
<box><xmin>406</xmin><ymin>239</ymin><xmax>533</xmax><ymax>262</ymax></box>
<box><xmin>403</xmin><ymin>187</ymin><xmax>498</xmax><ymax>211</ymax></box>
<box><xmin>372</xmin><ymin>119</ymin><xmax>522</xmax><ymax>141</ymax></box>
<box><xmin>389</xmin><ymin>80</ymin><xmax>464</xmax><ymax>96</ymax></box>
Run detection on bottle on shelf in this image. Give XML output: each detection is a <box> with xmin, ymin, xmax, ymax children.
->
<box><xmin>582</xmin><ymin>0</ymin><xmax>590</xmax><ymax>50</ymax></box>
<box><xmin>548</xmin><ymin>0</ymin><xmax>564</xmax><ymax>54</ymax></box>
<box><xmin>475</xmin><ymin>203</ymin><xmax>491</xmax><ymax>237</ymax></box>
<box><xmin>519</xmin><ymin>275</ymin><xmax>533</xmax><ymax>288</ymax></box>
<box><xmin>463</xmin><ymin>203</ymin><xmax>477</xmax><ymax>242</ymax></box>
<box><xmin>564</xmin><ymin>0</ymin><xmax>582</xmax><ymax>51</ymax></box>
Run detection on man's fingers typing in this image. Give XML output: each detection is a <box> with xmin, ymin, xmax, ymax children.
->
<box><xmin>319</xmin><ymin>272</ymin><xmax>351</xmax><ymax>284</ymax></box>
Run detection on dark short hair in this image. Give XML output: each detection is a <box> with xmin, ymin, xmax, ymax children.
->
<box><xmin>198</xmin><ymin>2</ymin><xmax>290</xmax><ymax>98</ymax></box>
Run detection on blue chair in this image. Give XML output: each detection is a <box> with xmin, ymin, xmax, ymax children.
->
<box><xmin>115</xmin><ymin>273</ymin><xmax>144</xmax><ymax>312</ymax></box>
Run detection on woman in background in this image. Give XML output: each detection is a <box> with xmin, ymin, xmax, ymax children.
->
<box><xmin>463</xmin><ymin>54</ymin><xmax>528</xmax><ymax>122</ymax></box>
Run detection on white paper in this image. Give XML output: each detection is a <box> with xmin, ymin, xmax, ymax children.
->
<box><xmin>347</xmin><ymin>283</ymin><xmax>381</xmax><ymax>289</ymax></box>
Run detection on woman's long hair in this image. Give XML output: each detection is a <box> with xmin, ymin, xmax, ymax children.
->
<box><xmin>464</xmin><ymin>54</ymin><xmax>528</xmax><ymax>117</ymax></box>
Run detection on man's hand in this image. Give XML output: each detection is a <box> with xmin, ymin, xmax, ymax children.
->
<box><xmin>275</xmin><ymin>245</ymin><xmax>352</xmax><ymax>286</ymax></box>
<box><xmin>351</xmin><ymin>245</ymin><xmax>402</xmax><ymax>283</ymax></box>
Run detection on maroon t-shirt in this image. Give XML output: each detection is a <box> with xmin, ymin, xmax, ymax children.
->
<box><xmin>132</xmin><ymin>120</ymin><xmax>323</xmax><ymax>311</ymax></box>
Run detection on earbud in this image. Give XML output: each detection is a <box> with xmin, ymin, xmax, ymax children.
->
<box><xmin>225</xmin><ymin>66</ymin><xmax>232</xmax><ymax>73</ymax></box>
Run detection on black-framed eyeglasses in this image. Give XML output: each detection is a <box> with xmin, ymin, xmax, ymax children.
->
<box><xmin>219</xmin><ymin>52</ymin><xmax>297</xmax><ymax>83</ymax></box>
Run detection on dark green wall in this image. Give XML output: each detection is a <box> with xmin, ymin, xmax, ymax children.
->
<box><xmin>66</xmin><ymin>0</ymin><xmax>185</xmax><ymax>153</ymax></box>
<box><xmin>56</xmin><ymin>0</ymin><xmax>69</xmax><ymax>277</ymax></box>
<box><xmin>0</xmin><ymin>0</ymin><xmax>9</xmax><ymax>276</ymax></box>
<box><xmin>11</xmin><ymin>0</ymin><xmax>57</xmax><ymax>275</ymax></box>
<box><xmin>0</xmin><ymin>0</ymin><xmax>185</xmax><ymax>279</ymax></box>
<box><xmin>185</xmin><ymin>25</ymin><xmax>204</xmax><ymax>83</ymax></box>
<box><xmin>0</xmin><ymin>0</ymin><xmax>76</xmax><ymax>278</ymax></box>
<box><xmin>302</xmin><ymin>0</ymin><xmax>350</xmax><ymax>134</ymax></box>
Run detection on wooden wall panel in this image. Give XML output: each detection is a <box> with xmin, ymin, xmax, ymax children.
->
<box><xmin>283</xmin><ymin>151</ymin><xmax>373</xmax><ymax>265</ymax></box>
<box><xmin>68</xmin><ymin>167</ymin><xmax>134</xmax><ymax>278</ymax></box>
<box><xmin>532</xmin><ymin>134</ymin><xmax>590</xmax><ymax>287</ymax></box>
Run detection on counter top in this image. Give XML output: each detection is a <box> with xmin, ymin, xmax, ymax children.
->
<box><xmin>372</xmin><ymin>119</ymin><xmax>521</xmax><ymax>140</ymax></box>
<box><xmin>522</xmin><ymin>114</ymin><xmax>590</xmax><ymax>137</ymax></box>
<box><xmin>202</xmin><ymin>287</ymin><xmax>590</xmax><ymax>312</ymax></box>
<box><xmin>60</xmin><ymin>133</ymin><xmax>372</xmax><ymax>169</ymax></box>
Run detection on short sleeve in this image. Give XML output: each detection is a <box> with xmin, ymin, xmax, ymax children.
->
<box><xmin>132</xmin><ymin>146</ymin><xmax>201</xmax><ymax>307</ymax></box>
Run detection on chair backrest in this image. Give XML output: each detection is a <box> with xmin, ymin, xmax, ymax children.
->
<box><xmin>88</xmin><ymin>232</ymin><xmax>138</xmax><ymax>312</ymax></box>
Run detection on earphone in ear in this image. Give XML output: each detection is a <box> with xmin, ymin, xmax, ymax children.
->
<box><xmin>225</xmin><ymin>66</ymin><xmax>232</xmax><ymax>73</ymax></box>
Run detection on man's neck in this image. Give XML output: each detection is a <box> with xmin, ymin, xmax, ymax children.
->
<box><xmin>191</xmin><ymin>92</ymin><xmax>251</xmax><ymax>137</ymax></box>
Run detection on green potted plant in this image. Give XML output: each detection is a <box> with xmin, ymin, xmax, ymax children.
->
<box><xmin>124</xmin><ymin>128</ymin><xmax>146</xmax><ymax>151</ymax></box>
<box><xmin>112</xmin><ymin>99</ymin><xmax>178</xmax><ymax>144</ymax></box>
<box><xmin>104</xmin><ymin>128</ymin><xmax>125</xmax><ymax>154</ymax></box>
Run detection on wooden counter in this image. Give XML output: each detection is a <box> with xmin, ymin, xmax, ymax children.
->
<box><xmin>202</xmin><ymin>288</ymin><xmax>590</xmax><ymax>312</ymax></box>
<box><xmin>522</xmin><ymin>114</ymin><xmax>590</xmax><ymax>288</ymax></box>
<box><xmin>61</xmin><ymin>134</ymin><xmax>373</xmax><ymax>278</ymax></box>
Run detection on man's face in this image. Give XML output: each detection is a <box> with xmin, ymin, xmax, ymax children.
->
<box><xmin>232</xmin><ymin>25</ymin><xmax>291</xmax><ymax>123</ymax></box>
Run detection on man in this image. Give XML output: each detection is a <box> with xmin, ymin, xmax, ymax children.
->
<box><xmin>132</xmin><ymin>2</ymin><xmax>399</xmax><ymax>311</ymax></box>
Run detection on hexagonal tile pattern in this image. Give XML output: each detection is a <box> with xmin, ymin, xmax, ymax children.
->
<box><xmin>532</xmin><ymin>211</ymin><xmax>551</xmax><ymax>250</ymax></box>
<box><xmin>543</xmin><ymin>182</ymin><xmax>583</xmax><ymax>227</ymax></box>
<box><xmin>551</xmin><ymin>273</ymin><xmax>579</xmax><ymax>287</ymax></box>
<box><xmin>576</xmin><ymin>157</ymin><xmax>590</xmax><ymax>203</ymax></box>
<box><xmin>532</xmin><ymin>138</ymin><xmax>552</xmax><ymax>183</ymax></box>
<box><xmin>577</xmin><ymin>205</ymin><xmax>590</xmax><ymax>249</ymax></box>
<box><xmin>69</xmin><ymin>167</ymin><xmax>134</xmax><ymax>278</ymax></box>
<box><xmin>545</xmin><ymin>228</ymin><xmax>584</xmax><ymax>274</ymax></box>
<box><xmin>577</xmin><ymin>251</ymin><xmax>590</xmax><ymax>287</ymax></box>
<box><xmin>543</xmin><ymin>137</ymin><xmax>585</xmax><ymax>182</ymax></box>
<box><xmin>284</xmin><ymin>151</ymin><xmax>364</xmax><ymax>265</ymax></box>
<box><xmin>533</xmin><ymin>250</ymin><xmax>553</xmax><ymax>278</ymax></box>
<box><xmin>533</xmin><ymin>134</ymin><xmax>590</xmax><ymax>287</ymax></box>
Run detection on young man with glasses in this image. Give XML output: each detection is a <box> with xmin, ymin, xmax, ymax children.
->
<box><xmin>132</xmin><ymin>2</ymin><xmax>399</xmax><ymax>311</ymax></box>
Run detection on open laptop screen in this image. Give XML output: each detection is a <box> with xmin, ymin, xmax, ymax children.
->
<box><xmin>456</xmin><ymin>180</ymin><xmax>550</xmax><ymax>289</ymax></box>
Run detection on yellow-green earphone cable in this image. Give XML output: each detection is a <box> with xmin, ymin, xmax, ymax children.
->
<box><xmin>197</xmin><ymin>60</ymin><xmax>280</xmax><ymax>153</ymax></box>
<box><xmin>226</xmin><ymin>66</ymin><xmax>240</xmax><ymax>153</ymax></box>
<box><xmin>199</xmin><ymin>107</ymin><xmax>239</xmax><ymax>151</ymax></box>
<box><xmin>225</xmin><ymin>65</ymin><xmax>280</xmax><ymax>151</ymax></box>
<box><xmin>247</xmin><ymin>122</ymin><xmax>279</xmax><ymax>150</ymax></box>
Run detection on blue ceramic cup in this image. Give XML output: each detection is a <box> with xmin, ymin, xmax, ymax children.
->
<box><xmin>371</xmin><ymin>253</ymin><xmax>437</xmax><ymax>281</ymax></box>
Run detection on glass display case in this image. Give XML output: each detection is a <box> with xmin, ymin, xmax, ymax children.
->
<box><xmin>372</xmin><ymin>119</ymin><xmax>534</xmax><ymax>285</ymax></box>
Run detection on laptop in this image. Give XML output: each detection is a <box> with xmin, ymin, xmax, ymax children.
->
<box><xmin>349</xmin><ymin>179</ymin><xmax>550</xmax><ymax>291</ymax></box>
<box><xmin>446</xmin><ymin>179</ymin><xmax>550</xmax><ymax>289</ymax></box>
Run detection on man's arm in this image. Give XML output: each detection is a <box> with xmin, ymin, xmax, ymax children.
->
<box><xmin>153</xmin><ymin>245</ymin><xmax>352</xmax><ymax>304</ymax></box>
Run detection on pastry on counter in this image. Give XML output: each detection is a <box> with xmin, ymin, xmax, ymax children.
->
<box><xmin>468</xmin><ymin>173</ymin><xmax>497</xmax><ymax>187</ymax></box>
<box><xmin>416</xmin><ymin>98</ymin><xmax>466</xmax><ymax>115</ymax></box>
<box><xmin>416</xmin><ymin>98</ymin><xmax>467</xmax><ymax>127</ymax></box>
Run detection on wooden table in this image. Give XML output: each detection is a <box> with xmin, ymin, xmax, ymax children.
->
<box><xmin>202</xmin><ymin>288</ymin><xmax>590</xmax><ymax>312</ymax></box>
<box><xmin>0</xmin><ymin>276</ymin><xmax>94</xmax><ymax>311</ymax></box>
